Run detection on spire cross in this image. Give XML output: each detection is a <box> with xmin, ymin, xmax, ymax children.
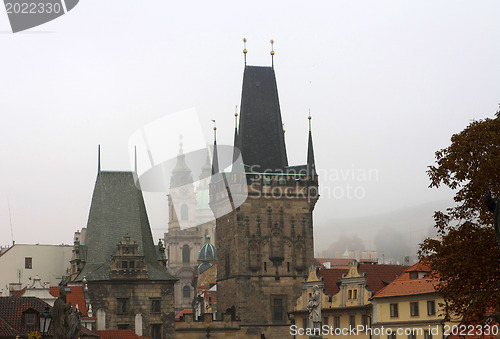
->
<box><xmin>243</xmin><ymin>38</ymin><xmax>247</xmax><ymax>66</ymax></box>
<box><xmin>270</xmin><ymin>39</ymin><xmax>275</xmax><ymax>69</ymax></box>
<box><xmin>308</xmin><ymin>110</ymin><xmax>312</xmax><ymax>131</ymax></box>
<box><xmin>98</xmin><ymin>144</ymin><xmax>101</xmax><ymax>172</ymax></box>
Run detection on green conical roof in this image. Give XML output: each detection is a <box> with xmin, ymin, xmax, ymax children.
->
<box><xmin>198</xmin><ymin>234</ymin><xmax>216</xmax><ymax>262</ymax></box>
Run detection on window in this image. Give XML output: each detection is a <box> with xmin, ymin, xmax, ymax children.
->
<box><xmin>121</xmin><ymin>261</ymin><xmax>128</xmax><ymax>269</ymax></box>
<box><xmin>264</xmin><ymin>262</ymin><xmax>267</xmax><ymax>272</ymax></box>
<box><xmin>348</xmin><ymin>289</ymin><xmax>352</xmax><ymax>299</ymax></box>
<box><xmin>424</xmin><ymin>330</ymin><xmax>432</xmax><ymax>339</ymax></box>
<box><xmin>409</xmin><ymin>271</ymin><xmax>418</xmax><ymax>279</ymax></box>
<box><xmin>303</xmin><ymin>318</ymin><xmax>308</xmax><ymax>330</ymax></box>
<box><xmin>151</xmin><ymin>299</ymin><xmax>161</xmax><ymax>313</ymax></box>
<box><xmin>151</xmin><ymin>324</ymin><xmax>161</xmax><ymax>339</ymax></box>
<box><xmin>410</xmin><ymin>302</ymin><xmax>419</xmax><ymax>316</ymax></box>
<box><xmin>349</xmin><ymin>315</ymin><xmax>356</xmax><ymax>330</ymax></box>
<box><xmin>408</xmin><ymin>331</ymin><xmax>417</xmax><ymax>339</ymax></box>
<box><xmin>427</xmin><ymin>300</ymin><xmax>436</xmax><ymax>315</ymax></box>
<box><xmin>334</xmin><ymin>316</ymin><xmax>340</xmax><ymax>329</ymax></box>
<box><xmin>362</xmin><ymin>314</ymin><xmax>369</xmax><ymax>327</ymax></box>
<box><xmin>323</xmin><ymin>316</ymin><xmax>328</xmax><ymax>326</ymax></box>
<box><xmin>287</xmin><ymin>262</ymin><xmax>290</xmax><ymax>272</ymax></box>
<box><xmin>25</xmin><ymin>313</ymin><xmax>36</xmax><ymax>326</ymax></box>
<box><xmin>183</xmin><ymin>285</ymin><xmax>191</xmax><ymax>299</ymax></box>
<box><xmin>390</xmin><ymin>303</ymin><xmax>398</xmax><ymax>317</ymax></box>
<box><xmin>117</xmin><ymin>298</ymin><xmax>128</xmax><ymax>313</ymax></box>
<box><xmin>25</xmin><ymin>257</ymin><xmax>32</xmax><ymax>269</ymax></box>
<box><xmin>389</xmin><ymin>333</ymin><xmax>397</xmax><ymax>339</ymax></box>
<box><xmin>129</xmin><ymin>261</ymin><xmax>135</xmax><ymax>269</ymax></box>
<box><xmin>271</xmin><ymin>295</ymin><xmax>286</xmax><ymax>323</ymax></box>
<box><xmin>182</xmin><ymin>245</ymin><xmax>190</xmax><ymax>263</ymax></box>
<box><xmin>353</xmin><ymin>289</ymin><xmax>358</xmax><ymax>299</ymax></box>
<box><xmin>117</xmin><ymin>324</ymin><xmax>129</xmax><ymax>330</ymax></box>
<box><xmin>181</xmin><ymin>204</ymin><xmax>188</xmax><ymax>221</ymax></box>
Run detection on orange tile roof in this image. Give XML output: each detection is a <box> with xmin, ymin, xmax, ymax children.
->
<box><xmin>319</xmin><ymin>264</ymin><xmax>407</xmax><ymax>296</ymax></box>
<box><xmin>175</xmin><ymin>308</ymin><xmax>193</xmax><ymax>320</ymax></box>
<box><xmin>49</xmin><ymin>286</ymin><xmax>88</xmax><ymax>317</ymax></box>
<box><xmin>371</xmin><ymin>261</ymin><xmax>438</xmax><ymax>299</ymax></box>
<box><xmin>94</xmin><ymin>329</ymin><xmax>151</xmax><ymax>339</ymax></box>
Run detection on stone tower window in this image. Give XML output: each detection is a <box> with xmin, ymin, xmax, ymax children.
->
<box><xmin>182</xmin><ymin>245</ymin><xmax>190</xmax><ymax>264</ymax></box>
<box><xmin>181</xmin><ymin>204</ymin><xmax>188</xmax><ymax>221</ymax></box>
<box><xmin>182</xmin><ymin>285</ymin><xmax>191</xmax><ymax>299</ymax></box>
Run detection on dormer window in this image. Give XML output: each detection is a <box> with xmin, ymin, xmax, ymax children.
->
<box><xmin>26</xmin><ymin>313</ymin><xmax>36</xmax><ymax>326</ymax></box>
<box><xmin>409</xmin><ymin>271</ymin><xmax>427</xmax><ymax>279</ymax></box>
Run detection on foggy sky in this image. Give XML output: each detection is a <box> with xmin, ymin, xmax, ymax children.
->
<box><xmin>1</xmin><ymin>1</ymin><xmax>499</xmax><ymax>255</ymax></box>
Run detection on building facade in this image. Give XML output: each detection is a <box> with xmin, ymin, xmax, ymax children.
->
<box><xmin>0</xmin><ymin>244</ymin><xmax>72</xmax><ymax>297</ymax></box>
<box><xmin>210</xmin><ymin>65</ymin><xmax>319</xmax><ymax>338</ymax></box>
<box><xmin>70</xmin><ymin>170</ymin><xmax>177</xmax><ymax>339</ymax></box>
<box><xmin>291</xmin><ymin>260</ymin><xmax>407</xmax><ymax>338</ymax></box>
<box><xmin>163</xmin><ymin>143</ymin><xmax>216</xmax><ymax>314</ymax></box>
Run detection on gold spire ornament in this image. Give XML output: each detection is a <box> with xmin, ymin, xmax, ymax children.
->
<box><xmin>308</xmin><ymin>110</ymin><xmax>312</xmax><ymax>131</ymax></box>
<box><xmin>234</xmin><ymin>105</ymin><xmax>238</xmax><ymax>128</ymax></box>
<box><xmin>270</xmin><ymin>39</ymin><xmax>275</xmax><ymax>68</ymax></box>
<box><xmin>212</xmin><ymin>120</ymin><xmax>217</xmax><ymax>142</ymax></box>
<box><xmin>243</xmin><ymin>38</ymin><xmax>247</xmax><ymax>66</ymax></box>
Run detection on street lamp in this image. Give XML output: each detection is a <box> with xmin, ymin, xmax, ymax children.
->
<box><xmin>39</xmin><ymin>306</ymin><xmax>52</xmax><ymax>337</ymax></box>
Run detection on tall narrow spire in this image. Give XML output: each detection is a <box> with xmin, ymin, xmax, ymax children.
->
<box><xmin>134</xmin><ymin>146</ymin><xmax>137</xmax><ymax>173</ymax></box>
<box><xmin>238</xmin><ymin>66</ymin><xmax>288</xmax><ymax>172</ymax></box>
<box><xmin>270</xmin><ymin>39</ymin><xmax>275</xmax><ymax>69</ymax></box>
<box><xmin>211</xmin><ymin>121</ymin><xmax>219</xmax><ymax>175</ymax></box>
<box><xmin>307</xmin><ymin>114</ymin><xmax>316</xmax><ymax>178</ymax></box>
<box><xmin>233</xmin><ymin>106</ymin><xmax>240</xmax><ymax>165</ymax></box>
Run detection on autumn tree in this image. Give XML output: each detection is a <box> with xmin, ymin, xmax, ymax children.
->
<box><xmin>419</xmin><ymin>111</ymin><xmax>500</xmax><ymax>323</ymax></box>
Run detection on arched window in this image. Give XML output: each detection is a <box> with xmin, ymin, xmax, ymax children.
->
<box><xmin>183</xmin><ymin>285</ymin><xmax>191</xmax><ymax>299</ymax></box>
<box><xmin>181</xmin><ymin>204</ymin><xmax>188</xmax><ymax>221</ymax></box>
<box><xmin>182</xmin><ymin>245</ymin><xmax>190</xmax><ymax>264</ymax></box>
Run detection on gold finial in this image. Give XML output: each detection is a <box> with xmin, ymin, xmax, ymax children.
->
<box><xmin>243</xmin><ymin>38</ymin><xmax>247</xmax><ymax>66</ymax></box>
<box><xmin>212</xmin><ymin>120</ymin><xmax>216</xmax><ymax>142</ymax></box>
<box><xmin>270</xmin><ymin>39</ymin><xmax>275</xmax><ymax>68</ymax></box>
<box><xmin>234</xmin><ymin>105</ymin><xmax>238</xmax><ymax>128</ymax></box>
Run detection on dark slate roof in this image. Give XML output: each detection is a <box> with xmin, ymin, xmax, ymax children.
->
<box><xmin>74</xmin><ymin>171</ymin><xmax>175</xmax><ymax>282</ymax></box>
<box><xmin>238</xmin><ymin>66</ymin><xmax>288</xmax><ymax>172</ymax></box>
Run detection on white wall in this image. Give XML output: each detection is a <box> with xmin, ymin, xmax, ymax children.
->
<box><xmin>0</xmin><ymin>244</ymin><xmax>72</xmax><ymax>296</ymax></box>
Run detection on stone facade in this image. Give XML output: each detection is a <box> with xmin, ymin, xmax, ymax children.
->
<box><xmin>211</xmin><ymin>173</ymin><xmax>318</xmax><ymax>338</ymax></box>
<box><xmin>87</xmin><ymin>280</ymin><xmax>174</xmax><ymax>338</ymax></box>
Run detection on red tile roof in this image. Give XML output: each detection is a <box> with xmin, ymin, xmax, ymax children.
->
<box><xmin>319</xmin><ymin>264</ymin><xmax>407</xmax><ymax>296</ymax></box>
<box><xmin>175</xmin><ymin>308</ymin><xmax>193</xmax><ymax>320</ymax></box>
<box><xmin>0</xmin><ymin>297</ymin><xmax>51</xmax><ymax>336</ymax></box>
<box><xmin>94</xmin><ymin>329</ymin><xmax>151</xmax><ymax>339</ymax></box>
<box><xmin>49</xmin><ymin>286</ymin><xmax>88</xmax><ymax>317</ymax></box>
<box><xmin>371</xmin><ymin>261</ymin><xmax>438</xmax><ymax>299</ymax></box>
<box><xmin>0</xmin><ymin>315</ymin><xmax>20</xmax><ymax>337</ymax></box>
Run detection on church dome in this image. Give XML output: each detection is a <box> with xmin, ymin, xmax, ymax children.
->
<box><xmin>198</xmin><ymin>234</ymin><xmax>216</xmax><ymax>262</ymax></box>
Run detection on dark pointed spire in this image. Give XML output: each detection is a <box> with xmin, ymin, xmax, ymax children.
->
<box><xmin>232</xmin><ymin>106</ymin><xmax>240</xmax><ymax>165</ymax></box>
<box><xmin>307</xmin><ymin>114</ymin><xmax>316</xmax><ymax>178</ymax></box>
<box><xmin>170</xmin><ymin>135</ymin><xmax>193</xmax><ymax>188</ymax></box>
<box><xmin>238</xmin><ymin>66</ymin><xmax>288</xmax><ymax>172</ymax></box>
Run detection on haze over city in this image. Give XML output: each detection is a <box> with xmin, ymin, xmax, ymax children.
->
<box><xmin>1</xmin><ymin>1</ymin><xmax>500</xmax><ymax>260</ymax></box>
